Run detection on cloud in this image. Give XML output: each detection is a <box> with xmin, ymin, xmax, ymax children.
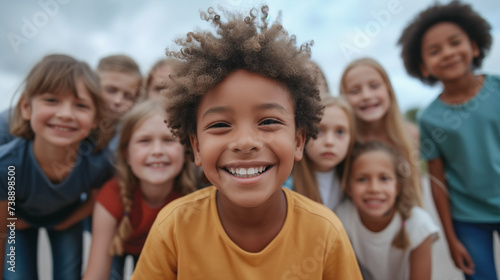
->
<box><xmin>1</xmin><ymin>0</ymin><xmax>499</xmax><ymax>113</ymax></box>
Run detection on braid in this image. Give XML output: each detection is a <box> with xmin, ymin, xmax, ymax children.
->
<box><xmin>109</xmin><ymin>171</ymin><xmax>135</xmax><ymax>256</ymax></box>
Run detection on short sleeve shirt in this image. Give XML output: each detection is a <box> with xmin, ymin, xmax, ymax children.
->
<box><xmin>418</xmin><ymin>74</ymin><xmax>500</xmax><ymax>222</ymax></box>
<box><xmin>0</xmin><ymin>138</ymin><xmax>113</xmax><ymax>227</ymax></box>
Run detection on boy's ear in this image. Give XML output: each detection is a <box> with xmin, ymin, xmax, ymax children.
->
<box><xmin>189</xmin><ymin>134</ymin><xmax>202</xmax><ymax>167</ymax></box>
<box><xmin>294</xmin><ymin>128</ymin><xmax>306</xmax><ymax>161</ymax></box>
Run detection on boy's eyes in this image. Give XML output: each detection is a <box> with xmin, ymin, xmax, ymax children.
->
<box><xmin>259</xmin><ymin>118</ymin><xmax>282</xmax><ymax>126</ymax></box>
<box><xmin>207</xmin><ymin>122</ymin><xmax>230</xmax><ymax>129</ymax></box>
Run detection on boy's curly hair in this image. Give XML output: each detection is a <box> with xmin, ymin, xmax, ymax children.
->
<box><xmin>164</xmin><ymin>5</ymin><xmax>323</xmax><ymax>146</ymax></box>
<box><xmin>398</xmin><ymin>0</ymin><xmax>492</xmax><ymax>85</ymax></box>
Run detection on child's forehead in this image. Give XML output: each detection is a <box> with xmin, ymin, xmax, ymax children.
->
<box><xmin>99</xmin><ymin>70</ymin><xmax>141</xmax><ymax>83</ymax></box>
<box><xmin>202</xmin><ymin>70</ymin><xmax>293</xmax><ymax>102</ymax></box>
<box><xmin>422</xmin><ymin>21</ymin><xmax>467</xmax><ymax>41</ymax></box>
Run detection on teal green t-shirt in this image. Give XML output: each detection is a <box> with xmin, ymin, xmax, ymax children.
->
<box><xmin>419</xmin><ymin>74</ymin><xmax>500</xmax><ymax>223</ymax></box>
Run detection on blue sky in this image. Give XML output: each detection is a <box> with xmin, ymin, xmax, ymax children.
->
<box><xmin>1</xmin><ymin>0</ymin><xmax>499</xmax><ymax>113</ymax></box>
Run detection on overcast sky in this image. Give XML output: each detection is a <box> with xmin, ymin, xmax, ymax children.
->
<box><xmin>1</xmin><ymin>0</ymin><xmax>499</xmax><ymax>113</ymax></box>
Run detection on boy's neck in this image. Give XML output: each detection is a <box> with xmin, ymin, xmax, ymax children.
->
<box><xmin>32</xmin><ymin>138</ymin><xmax>80</xmax><ymax>183</ymax></box>
<box><xmin>440</xmin><ymin>73</ymin><xmax>485</xmax><ymax>104</ymax></box>
<box><xmin>140</xmin><ymin>180</ymin><xmax>174</xmax><ymax>208</ymax></box>
<box><xmin>356</xmin><ymin>119</ymin><xmax>390</xmax><ymax>144</ymax></box>
<box><xmin>216</xmin><ymin>189</ymin><xmax>287</xmax><ymax>253</ymax></box>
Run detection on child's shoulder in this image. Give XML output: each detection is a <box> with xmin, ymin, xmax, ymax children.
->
<box><xmin>154</xmin><ymin>186</ymin><xmax>215</xmax><ymax>226</ymax></box>
<box><xmin>285</xmin><ymin>188</ymin><xmax>345</xmax><ymax>232</ymax></box>
<box><xmin>0</xmin><ymin>137</ymin><xmax>29</xmax><ymax>163</ymax></box>
<box><xmin>406</xmin><ymin>206</ymin><xmax>439</xmax><ymax>247</ymax></box>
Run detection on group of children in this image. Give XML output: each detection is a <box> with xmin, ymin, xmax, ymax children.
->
<box><xmin>0</xmin><ymin>1</ymin><xmax>498</xmax><ymax>280</ymax></box>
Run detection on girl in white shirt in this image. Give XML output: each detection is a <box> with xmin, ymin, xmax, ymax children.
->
<box><xmin>337</xmin><ymin>141</ymin><xmax>438</xmax><ymax>280</ymax></box>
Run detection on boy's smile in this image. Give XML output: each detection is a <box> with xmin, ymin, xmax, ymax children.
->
<box><xmin>191</xmin><ymin>69</ymin><xmax>305</xmax><ymax>208</ymax></box>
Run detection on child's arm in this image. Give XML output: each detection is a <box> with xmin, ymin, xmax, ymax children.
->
<box><xmin>53</xmin><ymin>189</ymin><xmax>99</xmax><ymax>230</ymax></box>
<box><xmin>409</xmin><ymin>235</ymin><xmax>433</xmax><ymax>280</ymax></box>
<box><xmin>82</xmin><ymin>202</ymin><xmax>117</xmax><ymax>280</ymax></box>
<box><xmin>427</xmin><ymin>157</ymin><xmax>474</xmax><ymax>275</ymax></box>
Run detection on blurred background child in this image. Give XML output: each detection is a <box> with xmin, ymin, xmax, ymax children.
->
<box><xmin>96</xmin><ymin>54</ymin><xmax>142</xmax><ymax>123</ymax></box>
<box><xmin>143</xmin><ymin>58</ymin><xmax>177</xmax><ymax>100</ymax></box>
<box><xmin>337</xmin><ymin>141</ymin><xmax>438</xmax><ymax>280</ymax></box>
<box><xmin>83</xmin><ymin>100</ymin><xmax>196</xmax><ymax>280</ymax></box>
<box><xmin>399</xmin><ymin>1</ymin><xmax>500</xmax><ymax>278</ymax></box>
<box><xmin>0</xmin><ymin>54</ymin><xmax>113</xmax><ymax>279</ymax></box>
<box><xmin>286</xmin><ymin>96</ymin><xmax>354</xmax><ymax>211</ymax></box>
<box><xmin>339</xmin><ymin>57</ymin><xmax>422</xmax><ymax>205</ymax></box>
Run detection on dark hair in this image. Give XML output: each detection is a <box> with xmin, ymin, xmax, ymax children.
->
<box><xmin>164</xmin><ymin>5</ymin><xmax>323</xmax><ymax>146</ymax></box>
<box><xmin>398</xmin><ymin>0</ymin><xmax>492</xmax><ymax>85</ymax></box>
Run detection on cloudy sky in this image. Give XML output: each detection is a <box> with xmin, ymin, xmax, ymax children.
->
<box><xmin>1</xmin><ymin>0</ymin><xmax>499</xmax><ymax>113</ymax></box>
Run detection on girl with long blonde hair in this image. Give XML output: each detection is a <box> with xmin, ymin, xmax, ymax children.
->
<box><xmin>339</xmin><ymin>57</ymin><xmax>422</xmax><ymax>205</ymax></box>
<box><xmin>288</xmin><ymin>96</ymin><xmax>355</xmax><ymax>211</ymax></box>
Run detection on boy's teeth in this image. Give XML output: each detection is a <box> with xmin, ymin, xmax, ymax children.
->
<box><xmin>228</xmin><ymin>166</ymin><xmax>267</xmax><ymax>178</ymax></box>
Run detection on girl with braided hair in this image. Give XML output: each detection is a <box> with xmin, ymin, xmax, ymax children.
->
<box><xmin>83</xmin><ymin>100</ymin><xmax>196</xmax><ymax>280</ymax></box>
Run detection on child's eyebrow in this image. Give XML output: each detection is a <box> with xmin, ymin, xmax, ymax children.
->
<box><xmin>202</xmin><ymin>106</ymin><xmax>232</xmax><ymax>118</ymax></box>
<box><xmin>424</xmin><ymin>33</ymin><xmax>464</xmax><ymax>51</ymax></box>
<box><xmin>201</xmin><ymin>103</ymin><xmax>288</xmax><ymax>118</ymax></box>
<box><xmin>255</xmin><ymin>103</ymin><xmax>288</xmax><ymax>113</ymax></box>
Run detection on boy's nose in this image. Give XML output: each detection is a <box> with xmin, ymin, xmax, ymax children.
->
<box><xmin>228</xmin><ymin>130</ymin><xmax>263</xmax><ymax>153</ymax></box>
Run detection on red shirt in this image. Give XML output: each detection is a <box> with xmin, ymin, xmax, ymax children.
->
<box><xmin>97</xmin><ymin>178</ymin><xmax>183</xmax><ymax>255</ymax></box>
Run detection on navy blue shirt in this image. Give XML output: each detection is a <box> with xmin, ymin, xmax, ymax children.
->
<box><xmin>0</xmin><ymin>138</ymin><xmax>113</xmax><ymax>227</ymax></box>
<box><xmin>0</xmin><ymin>108</ymin><xmax>15</xmax><ymax>146</ymax></box>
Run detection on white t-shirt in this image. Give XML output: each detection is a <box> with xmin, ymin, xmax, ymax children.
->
<box><xmin>316</xmin><ymin>169</ymin><xmax>342</xmax><ymax>211</ymax></box>
<box><xmin>336</xmin><ymin>200</ymin><xmax>439</xmax><ymax>280</ymax></box>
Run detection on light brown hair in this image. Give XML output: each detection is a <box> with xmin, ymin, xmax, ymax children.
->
<box><xmin>344</xmin><ymin>141</ymin><xmax>418</xmax><ymax>249</ymax></box>
<box><xmin>164</xmin><ymin>6</ymin><xmax>323</xmax><ymax>146</ymax></box>
<box><xmin>109</xmin><ymin>100</ymin><xmax>197</xmax><ymax>256</ymax></box>
<box><xmin>339</xmin><ymin>57</ymin><xmax>422</xmax><ymax>205</ymax></box>
<box><xmin>10</xmin><ymin>54</ymin><xmax>111</xmax><ymax>151</ymax></box>
<box><xmin>292</xmin><ymin>96</ymin><xmax>355</xmax><ymax>203</ymax></box>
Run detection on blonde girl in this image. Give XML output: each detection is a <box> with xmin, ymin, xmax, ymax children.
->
<box><xmin>337</xmin><ymin>141</ymin><xmax>438</xmax><ymax>280</ymax></box>
<box><xmin>289</xmin><ymin>96</ymin><xmax>355</xmax><ymax>211</ymax></box>
<box><xmin>0</xmin><ymin>54</ymin><xmax>113</xmax><ymax>279</ymax></box>
<box><xmin>83</xmin><ymin>100</ymin><xmax>196</xmax><ymax>280</ymax></box>
<box><xmin>339</xmin><ymin>57</ymin><xmax>422</xmax><ymax>205</ymax></box>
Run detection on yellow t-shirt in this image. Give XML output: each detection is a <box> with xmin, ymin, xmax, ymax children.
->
<box><xmin>132</xmin><ymin>187</ymin><xmax>362</xmax><ymax>280</ymax></box>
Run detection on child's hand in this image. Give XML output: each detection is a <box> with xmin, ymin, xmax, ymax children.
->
<box><xmin>449</xmin><ymin>238</ymin><xmax>475</xmax><ymax>275</ymax></box>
